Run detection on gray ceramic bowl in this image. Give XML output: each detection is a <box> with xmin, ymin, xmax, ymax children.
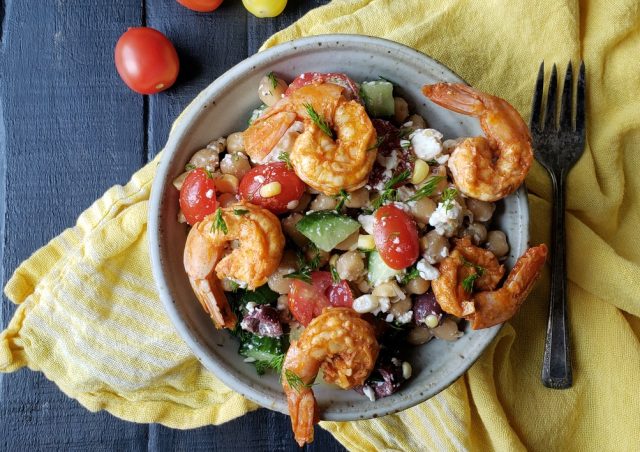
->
<box><xmin>149</xmin><ymin>34</ymin><xmax>529</xmax><ymax>421</ymax></box>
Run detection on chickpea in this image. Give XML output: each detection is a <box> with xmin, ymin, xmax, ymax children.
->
<box><xmin>188</xmin><ymin>147</ymin><xmax>220</xmax><ymax>171</ymax></box>
<box><xmin>393</xmin><ymin>97</ymin><xmax>410</xmax><ymax>124</ymax></box>
<box><xmin>220</xmin><ymin>152</ymin><xmax>251</xmax><ymax>180</ymax></box>
<box><xmin>217</xmin><ymin>192</ymin><xmax>238</xmax><ymax>208</ymax></box>
<box><xmin>356</xmin><ymin>278</ymin><xmax>371</xmax><ymax>294</ymax></box>
<box><xmin>258</xmin><ymin>73</ymin><xmax>288</xmax><ymax>106</ymax></box>
<box><xmin>292</xmin><ymin>192</ymin><xmax>312</xmax><ymax>212</ymax></box>
<box><xmin>335</xmin><ymin>230</ymin><xmax>359</xmax><ymax>251</ymax></box>
<box><xmin>309</xmin><ymin>194</ymin><xmax>337</xmax><ymax>211</ymax></box>
<box><xmin>405</xmin><ymin>277</ymin><xmax>430</xmax><ymax>295</ymax></box>
<box><xmin>226</xmin><ymin>132</ymin><xmax>245</xmax><ymax>153</ymax></box>
<box><xmin>420</xmin><ymin>230</ymin><xmax>450</xmax><ymax>264</ymax></box>
<box><xmin>466</xmin><ymin>198</ymin><xmax>496</xmax><ymax>222</ymax></box>
<box><xmin>407</xmin><ymin>326</ymin><xmax>433</xmax><ymax>345</ymax></box>
<box><xmin>406</xmin><ymin>114</ymin><xmax>427</xmax><ymax>130</ymax></box>
<box><xmin>432</xmin><ymin>318</ymin><xmax>462</xmax><ymax>341</ymax></box>
<box><xmin>281</xmin><ymin>214</ymin><xmax>309</xmax><ymax>247</ymax></box>
<box><xmin>390</xmin><ymin>298</ymin><xmax>412</xmax><ymax>317</ymax></box>
<box><xmin>268</xmin><ymin>268</ymin><xmax>294</xmax><ymax>294</ymax></box>
<box><xmin>409</xmin><ymin>197</ymin><xmax>437</xmax><ymax>224</ymax></box>
<box><xmin>173</xmin><ymin>171</ymin><xmax>188</xmax><ymax>191</ymax></box>
<box><xmin>345</xmin><ymin>187</ymin><xmax>369</xmax><ymax>208</ymax></box>
<box><xmin>336</xmin><ymin>251</ymin><xmax>365</xmax><ymax>281</ymax></box>
<box><xmin>461</xmin><ymin>222</ymin><xmax>488</xmax><ymax>245</ymax></box>
<box><xmin>486</xmin><ymin>230</ymin><xmax>510</xmax><ymax>257</ymax></box>
<box><xmin>372</xmin><ymin>281</ymin><xmax>403</xmax><ymax>299</ymax></box>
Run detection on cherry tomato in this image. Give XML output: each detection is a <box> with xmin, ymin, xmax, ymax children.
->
<box><xmin>373</xmin><ymin>205</ymin><xmax>420</xmax><ymax>270</ymax></box>
<box><xmin>238</xmin><ymin>162</ymin><xmax>305</xmax><ymax>214</ymax></box>
<box><xmin>179</xmin><ymin>169</ymin><xmax>218</xmax><ymax>225</ymax></box>
<box><xmin>242</xmin><ymin>0</ymin><xmax>287</xmax><ymax>18</ymax></box>
<box><xmin>287</xmin><ymin>272</ymin><xmax>354</xmax><ymax>325</ymax></box>
<box><xmin>114</xmin><ymin>27</ymin><xmax>179</xmax><ymax>95</ymax></box>
<box><xmin>176</xmin><ymin>0</ymin><xmax>223</xmax><ymax>12</ymax></box>
<box><xmin>285</xmin><ymin>72</ymin><xmax>361</xmax><ymax>101</ymax></box>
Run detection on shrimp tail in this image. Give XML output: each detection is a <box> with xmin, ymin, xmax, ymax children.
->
<box><xmin>422</xmin><ymin>83</ymin><xmax>486</xmax><ymax>116</ymax></box>
<box><xmin>287</xmin><ymin>388</ymin><xmax>319</xmax><ymax>447</ymax></box>
<box><xmin>471</xmin><ymin>244</ymin><xmax>548</xmax><ymax>329</ymax></box>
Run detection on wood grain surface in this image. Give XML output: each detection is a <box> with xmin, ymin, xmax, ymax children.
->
<box><xmin>0</xmin><ymin>1</ymin><xmax>344</xmax><ymax>450</ymax></box>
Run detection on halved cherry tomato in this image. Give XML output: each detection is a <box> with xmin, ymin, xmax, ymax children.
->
<box><xmin>373</xmin><ymin>205</ymin><xmax>419</xmax><ymax>270</ymax></box>
<box><xmin>176</xmin><ymin>0</ymin><xmax>223</xmax><ymax>12</ymax></box>
<box><xmin>285</xmin><ymin>72</ymin><xmax>361</xmax><ymax>101</ymax></box>
<box><xmin>288</xmin><ymin>271</ymin><xmax>353</xmax><ymax>325</ymax></box>
<box><xmin>238</xmin><ymin>162</ymin><xmax>305</xmax><ymax>214</ymax></box>
<box><xmin>179</xmin><ymin>169</ymin><xmax>218</xmax><ymax>225</ymax></box>
<box><xmin>114</xmin><ymin>27</ymin><xmax>179</xmax><ymax>95</ymax></box>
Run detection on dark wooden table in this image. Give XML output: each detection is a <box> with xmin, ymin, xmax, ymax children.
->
<box><xmin>0</xmin><ymin>1</ymin><xmax>345</xmax><ymax>450</ymax></box>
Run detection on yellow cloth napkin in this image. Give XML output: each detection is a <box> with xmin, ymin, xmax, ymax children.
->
<box><xmin>2</xmin><ymin>0</ymin><xmax>640</xmax><ymax>450</ymax></box>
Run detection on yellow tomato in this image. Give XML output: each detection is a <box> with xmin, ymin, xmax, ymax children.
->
<box><xmin>242</xmin><ymin>0</ymin><xmax>287</xmax><ymax>18</ymax></box>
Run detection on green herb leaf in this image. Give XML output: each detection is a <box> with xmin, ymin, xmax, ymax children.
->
<box><xmin>307</xmin><ymin>243</ymin><xmax>321</xmax><ymax>270</ymax></box>
<box><xmin>285</xmin><ymin>369</ymin><xmax>312</xmax><ymax>393</ymax></box>
<box><xmin>366</xmin><ymin>135</ymin><xmax>386</xmax><ymax>152</ymax></box>
<box><xmin>461</xmin><ymin>256</ymin><xmax>485</xmax><ymax>276</ymax></box>
<box><xmin>406</xmin><ymin>176</ymin><xmax>445</xmax><ymax>202</ymax></box>
<box><xmin>228</xmin><ymin>280</ymin><xmax>240</xmax><ymax>292</ymax></box>
<box><xmin>278</xmin><ymin>152</ymin><xmax>292</xmax><ymax>169</ymax></box>
<box><xmin>398</xmin><ymin>267</ymin><xmax>420</xmax><ymax>285</ymax></box>
<box><xmin>426</xmin><ymin>159</ymin><xmax>438</xmax><ymax>166</ymax></box>
<box><xmin>233</xmin><ymin>209</ymin><xmax>249</xmax><ymax>216</ymax></box>
<box><xmin>441</xmin><ymin>187</ymin><xmax>459</xmax><ymax>212</ymax></box>
<box><xmin>334</xmin><ymin>189</ymin><xmax>350</xmax><ymax>211</ymax></box>
<box><xmin>203</xmin><ymin>168</ymin><xmax>214</xmax><ymax>179</ymax></box>
<box><xmin>283</xmin><ymin>267</ymin><xmax>312</xmax><ymax>284</ymax></box>
<box><xmin>398</xmin><ymin>127</ymin><xmax>414</xmax><ymax>139</ymax></box>
<box><xmin>385</xmin><ymin>169</ymin><xmax>412</xmax><ymax>189</ymax></box>
<box><xmin>304</xmin><ymin>103</ymin><xmax>333</xmax><ymax>138</ymax></box>
<box><xmin>371</xmin><ymin>169</ymin><xmax>412</xmax><ymax>210</ymax></box>
<box><xmin>211</xmin><ymin>208</ymin><xmax>228</xmax><ymax>234</ymax></box>
<box><xmin>266</xmin><ymin>71</ymin><xmax>278</xmax><ymax>90</ymax></box>
<box><xmin>462</xmin><ymin>273</ymin><xmax>480</xmax><ymax>293</ymax></box>
<box><xmin>330</xmin><ymin>265</ymin><xmax>340</xmax><ymax>283</ymax></box>
<box><xmin>184</xmin><ymin>163</ymin><xmax>196</xmax><ymax>172</ymax></box>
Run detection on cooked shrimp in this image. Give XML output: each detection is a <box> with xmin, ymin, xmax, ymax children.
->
<box><xmin>282</xmin><ymin>308</ymin><xmax>379</xmax><ymax>446</ymax></box>
<box><xmin>471</xmin><ymin>244</ymin><xmax>547</xmax><ymax>329</ymax></box>
<box><xmin>432</xmin><ymin>242</ymin><xmax>547</xmax><ymax>328</ymax></box>
<box><xmin>244</xmin><ymin>83</ymin><xmax>378</xmax><ymax>195</ymax></box>
<box><xmin>183</xmin><ymin>202</ymin><xmax>285</xmax><ymax>329</ymax></box>
<box><xmin>454</xmin><ymin>236</ymin><xmax>505</xmax><ymax>291</ymax></box>
<box><xmin>422</xmin><ymin>83</ymin><xmax>533</xmax><ymax>201</ymax></box>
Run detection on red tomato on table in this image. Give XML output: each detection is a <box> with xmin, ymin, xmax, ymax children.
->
<box><xmin>176</xmin><ymin>0</ymin><xmax>223</xmax><ymax>12</ymax></box>
<box><xmin>288</xmin><ymin>271</ymin><xmax>354</xmax><ymax>325</ymax></box>
<box><xmin>114</xmin><ymin>27</ymin><xmax>179</xmax><ymax>94</ymax></box>
<box><xmin>179</xmin><ymin>169</ymin><xmax>218</xmax><ymax>225</ymax></box>
<box><xmin>373</xmin><ymin>205</ymin><xmax>419</xmax><ymax>270</ymax></box>
<box><xmin>285</xmin><ymin>72</ymin><xmax>361</xmax><ymax>101</ymax></box>
<box><xmin>238</xmin><ymin>162</ymin><xmax>305</xmax><ymax>214</ymax></box>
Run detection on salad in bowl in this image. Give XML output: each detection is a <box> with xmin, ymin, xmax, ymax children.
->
<box><xmin>171</xmin><ymin>69</ymin><xmax>547</xmax><ymax>446</ymax></box>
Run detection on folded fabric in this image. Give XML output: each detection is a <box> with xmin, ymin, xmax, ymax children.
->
<box><xmin>2</xmin><ymin>0</ymin><xmax>639</xmax><ymax>451</ymax></box>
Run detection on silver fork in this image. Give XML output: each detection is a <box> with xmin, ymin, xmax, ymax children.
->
<box><xmin>530</xmin><ymin>61</ymin><xmax>586</xmax><ymax>389</ymax></box>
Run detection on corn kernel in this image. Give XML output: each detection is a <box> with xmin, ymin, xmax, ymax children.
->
<box><xmin>425</xmin><ymin>314</ymin><xmax>439</xmax><ymax>328</ymax></box>
<box><xmin>411</xmin><ymin>159</ymin><xmax>429</xmax><ymax>185</ymax></box>
<box><xmin>402</xmin><ymin>361</ymin><xmax>412</xmax><ymax>379</ymax></box>
<box><xmin>214</xmin><ymin>174</ymin><xmax>239</xmax><ymax>194</ymax></box>
<box><xmin>259</xmin><ymin>181</ymin><xmax>282</xmax><ymax>198</ymax></box>
<box><xmin>357</xmin><ymin>234</ymin><xmax>376</xmax><ymax>251</ymax></box>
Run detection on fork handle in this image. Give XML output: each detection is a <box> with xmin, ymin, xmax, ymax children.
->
<box><xmin>541</xmin><ymin>170</ymin><xmax>573</xmax><ymax>389</ymax></box>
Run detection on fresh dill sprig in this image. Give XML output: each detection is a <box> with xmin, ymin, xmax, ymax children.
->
<box><xmin>284</xmin><ymin>245</ymin><xmax>320</xmax><ymax>284</ymax></box>
<box><xmin>371</xmin><ymin>169</ymin><xmax>412</xmax><ymax>210</ymax></box>
<box><xmin>307</xmin><ymin>243</ymin><xmax>321</xmax><ymax>270</ymax></box>
<box><xmin>255</xmin><ymin>353</ymin><xmax>285</xmax><ymax>375</ymax></box>
<box><xmin>266</xmin><ymin>71</ymin><xmax>278</xmax><ymax>90</ymax></box>
<box><xmin>406</xmin><ymin>176</ymin><xmax>445</xmax><ymax>202</ymax></box>
<box><xmin>334</xmin><ymin>189</ymin><xmax>350</xmax><ymax>211</ymax></box>
<box><xmin>426</xmin><ymin>159</ymin><xmax>438</xmax><ymax>166</ymax></box>
<box><xmin>285</xmin><ymin>369</ymin><xmax>312</xmax><ymax>393</ymax></box>
<box><xmin>278</xmin><ymin>152</ymin><xmax>292</xmax><ymax>169</ymax></box>
<box><xmin>211</xmin><ymin>208</ymin><xmax>228</xmax><ymax>234</ymax></box>
<box><xmin>184</xmin><ymin>163</ymin><xmax>196</xmax><ymax>171</ymax></box>
<box><xmin>303</xmin><ymin>103</ymin><xmax>333</xmax><ymax>138</ymax></box>
<box><xmin>233</xmin><ymin>208</ymin><xmax>249</xmax><ymax>216</ymax></box>
<box><xmin>330</xmin><ymin>265</ymin><xmax>340</xmax><ymax>283</ymax></box>
<box><xmin>462</xmin><ymin>273</ymin><xmax>480</xmax><ymax>293</ymax></box>
<box><xmin>398</xmin><ymin>127</ymin><xmax>413</xmax><ymax>139</ymax></box>
<box><xmin>398</xmin><ymin>267</ymin><xmax>420</xmax><ymax>285</ymax></box>
<box><xmin>441</xmin><ymin>187</ymin><xmax>459</xmax><ymax>212</ymax></box>
<box><xmin>461</xmin><ymin>256</ymin><xmax>485</xmax><ymax>276</ymax></box>
<box><xmin>203</xmin><ymin>168</ymin><xmax>214</xmax><ymax>179</ymax></box>
<box><xmin>228</xmin><ymin>280</ymin><xmax>240</xmax><ymax>292</ymax></box>
<box><xmin>366</xmin><ymin>135</ymin><xmax>386</xmax><ymax>152</ymax></box>
<box><xmin>283</xmin><ymin>267</ymin><xmax>312</xmax><ymax>284</ymax></box>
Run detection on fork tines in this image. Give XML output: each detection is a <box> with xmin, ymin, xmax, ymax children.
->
<box><xmin>530</xmin><ymin>61</ymin><xmax>585</xmax><ymax>136</ymax></box>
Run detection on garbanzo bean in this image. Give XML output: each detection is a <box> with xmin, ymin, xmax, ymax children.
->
<box><xmin>466</xmin><ymin>198</ymin><xmax>496</xmax><ymax>222</ymax></box>
<box><xmin>281</xmin><ymin>214</ymin><xmax>309</xmax><ymax>247</ymax></box>
<box><xmin>393</xmin><ymin>97</ymin><xmax>410</xmax><ymax>124</ymax></box>
<box><xmin>220</xmin><ymin>153</ymin><xmax>251</xmax><ymax>180</ymax></box>
<box><xmin>486</xmin><ymin>230</ymin><xmax>509</xmax><ymax>257</ymax></box>
<box><xmin>420</xmin><ymin>230</ymin><xmax>450</xmax><ymax>264</ymax></box>
<box><xmin>336</xmin><ymin>250</ymin><xmax>365</xmax><ymax>281</ymax></box>
<box><xmin>405</xmin><ymin>277</ymin><xmax>430</xmax><ymax>295</ymax></box>
<box><xmin>258</xmin><ymin>73</ymin><xmax>288</xmax><ymax>106</ymax></box>
<box><xmin>226</xmin><ymin>132</ymin><xmax>245</xmax><ymax>153</ymax></box>
<box><xmin>309</xmin><ymin>193</ymin><xmax>337</xmax><ymax>211</ymax></box>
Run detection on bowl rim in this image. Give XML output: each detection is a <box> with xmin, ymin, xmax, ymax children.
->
<box><xmin>148</xmin><ymin>33</ymin><xmax>529</xmax><ymax>421</ymax></box>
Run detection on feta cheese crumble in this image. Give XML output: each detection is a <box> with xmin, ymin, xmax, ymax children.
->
<box><xmin>416</xmin><ymin>258</ymin><xmax>440</xmax><ymax>280</ymax></box>
<box><xmin>410</xmin><ymin>128</ymin><xmax>444</xmax><ymax>161</ymax></box>
<box><xmin>358</xmin><ymin>214</ymin><xmax>375</xmax><ymax>235</ymax></box>
<box><xmin>429</xmin><ymin>199</ymin><xmax>463</xmax><ymax>237</ymax></box>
